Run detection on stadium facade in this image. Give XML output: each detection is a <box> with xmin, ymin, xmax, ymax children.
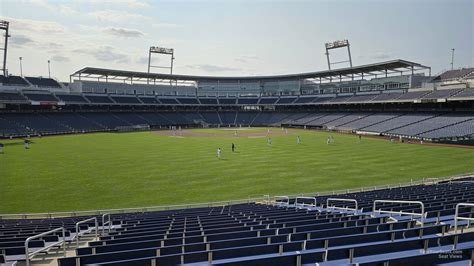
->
<box><xmin>0</xmin><ymin>59</ymin><xmax>473</xmax><ymax>143</ymax></box>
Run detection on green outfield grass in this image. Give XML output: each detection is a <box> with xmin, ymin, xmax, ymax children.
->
<box><xmin>1</xmin><ymin>128</ymin><xmax>473</xmax><ymax>214</ymax></box>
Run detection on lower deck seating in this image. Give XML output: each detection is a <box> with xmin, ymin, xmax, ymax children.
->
<box><xmin>0</xmin><ymin>111</ymin><xmax>472</xmax><ymax>140</ymax></box>
<box><xmin>1</xmin><ymin>177</ymin><xmax>474</xmax><ymax>265</ymax></box>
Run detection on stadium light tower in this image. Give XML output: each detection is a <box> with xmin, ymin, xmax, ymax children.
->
<box><xmin>19</xmin><ymin>57</ymin><xmax>23</xmax><ymax>77</ymax></box>
<box><xmin>451</xmin><ymin>48</ymin><xmax>455</xmax><ymax>70</ymax></box>
<box><xmin>324</xmin><ymin>39</ymin><xmax>353</xmax><ymax>70</ymax></box>
<box><xmin>0</xmin><ymin>20</ymin><xmax>10</xmax><ymax>76</ymax></box>
<box><xmin>147</xmin><ymin>46</ymin><xmax>175</xmax><ymax>74</ymax></box>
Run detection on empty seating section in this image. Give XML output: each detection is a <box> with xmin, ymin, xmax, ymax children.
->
<box><xmin>237</xmin><ymin>98</ymin><xmax>259</xmax><ymax>105</ymax></box>
<box><xmin>44</xmin><ymin>113</ymin><xmax>104</xmax><ymax>131</ymax></box>
<box><xmin>23</xmin><ymin>93</ymin><xmax>58</xmax><ymax>102</ymax></box>
<box><xmin>313</xmin><ymin>96</ymin><xmax>334</xmax><ymax>103</ymax></box>
<box><xmin>276</xmin><ymin>97</ymin><xmax>297</xmax><ymax>104</ymax></box>
<box><xmin>288</xmin><ymin>113</ymin><xmax>327</xmax><ymax>125</ymax></box>
<box><xmin>0</xmin><ymin>75</ymin><xmax>29</xmax><ymax>86</ymax></box>
<box><xmin>85</xmin><ymin>95</ymin><xmax>114</xmax><ymax>104</ymax></box>
<box><xmin>397</xmin><ymin>91</ymin><xmax>430</xmax><ymax>100</ymax></box>
<box><xmin>139</xmin><ymin>97</ymin><xmax>160</xmax><ymax>104</ymax></box>
<box><xmin>160</xmin><ymin>112</ymin><xmax>195</xmax><ymax>125</ymax></box>
<box><xmin>79</xmin><ymin>113</ymin><xmax>131</xmax><ymax>129</ymax></box>
<box><xmin>177</xmin><ymin>98</ymin><xmax>200</xmax><ymax>105</ymax></box>
<box><xmin>199</xmin><ymin>98</ymin><xmax>218</xmax><ymax>105</ymax></box>
<box><xmin>305</xmin><ymin>113</ymin><xmax>348</xmax><ymax>126</ymax></box>
<box><xmin>259</xmin><ymin>98</ymin><xmax>278</xmax><ymax>104</ymax></box>
<box><xmin>235</xmin><ymin>112</ymin><xmax>258</xmax><ymax>125</ymax></box>
<box><xmin>24</xmin><ymin>77</ymin><xmax>61</xmax><ymax>87</ymax></box>
<box><xmin>326</xmin><ymin>95</ymin><xmax>352</xmax><ymax>103</ymax></box>
<box><xmin>452</xmin><ymin>88</ymin><xmax>474</xmax><ymax>98</ymax></box>
<box><xmin>387</xmin><ymin>114</ymin><xmax>473</xmax><ymax>136</ymax></box>
<box><xmin>325</xmin><ymin>113</ymin><xmax>370</xmax><ymax>128</ymax></box>
<box><xmin>422</xmin><ymin>88</ymin><xmax>463</xmax><ymax>99</ymax></box>
<box><xmin>181</xmin><ymin>112</ymin><xmax>203</xmax><ymax>124</ymax></box>
<box><xmin>219</xmin><ymin>98</ymin><xmax>236</xmax><ymax>105</ymax></box>
<box><xmin>369</xmin><ymin>92</ymin><xmax>403</xmax><ymax>101</ymax></box>
<box><xmin>199</xmin><ymin>112</ymin><xmax>221</xmax><ymax>124</ymax></box>
<box><xmin>362</xmin><ymin>113</ymin><xmax>434</xmax><ymax>133</ymax></box>
<box><xmin>252</xmin><ymin>112</ymin><xmax>291</xmax><ymax>126</ymax></box>
<box><xmin>110</xmin><ymin>96</ymin><xmax>141</xmax><ymax>104</ymax></box>
<box><xmin>55</xmin><ymin>94</ymin><xmax>88</xmax><ymax>103</ymax></box>
<box><xmin>433</xmin><ymin>68</ymin><xmax>474</xmax><ymax>81</ymax></box>
<box><xmin>338</xmin><ymin>113</ymin><xmax>400</xmax><ymax>130</ymax></box>
<box><xmin>0</xmin><ymin>113</ymin><xmax>70</xmax><ymax>135</ymax></box>
<box><xmin>294</xmin><ymin>96</ymin><xmax>316</xmax><ymax>103</ymax></box>
<box><xmin>135</xmin><ymin>113</ymin><xmax>172</xmax><ymax>125</ymax></box>
<box><xmin>0</xmin><ymin>215</ymin><xmax>115</xmax><ymax>264</ymax></box>
<box><xmin>0</xmin><ymin>88</ymin><xmax>473</xmax><ymax>106</ymax></box>
<box><xmin>279</xmin><ymin>113</ymin><xmax>311</xmax><ymax>124</ymax></box>
<box><xmin>111</xmin><ymin>113</ymin><xmax>149</xmax><ymax>125</ymax></box>
<box><xmin>345</xmin><ymin>94</ymin><xmax>377</xmax><ymax>102</ymax></box>
<box><xmin>0</xmin><ymin>111</ymin><xmax>472</xmax><ymax>139</ymax></box>
<box><xmin>419</xmin><ymin>119</ymin><xmax>474</xmax><ymax>139</ymax></box>
<box><xmin>0</xmin><ymin>117</ymin><xmax>31</xmax><ymax>137</ymax></box>
<box><xmin>0</xmin><ymin>177</ymin><xmax>469</xmax><ymax>265</ymax></box>
<box><xmin>219</xmin><ymin>112</ymin><xmax>236</xmax><ymax>125</ymax></box>
<box><xmin>0</xmin><ymin>92</ymin><xmax>27</xmax><ymax>102</ymax></box>
<box><xmin>158</xmin><ymin>98</ymin><xmax>179</xmax><ymax>104</ymax></box>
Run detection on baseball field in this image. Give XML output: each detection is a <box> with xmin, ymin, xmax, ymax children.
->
<box><xmin>1</xmin><ymin>127</ymin><xmax>473</xmax><ymax>214</ymax></box>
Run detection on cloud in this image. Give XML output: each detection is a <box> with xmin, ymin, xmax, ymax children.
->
<box><xmin>73</xmin><ymin>46</ymin><xmax>130</xmax><ymax>63</ymax></box>
<box><xmin>6</xmin><ymin>17</ymin><xmax>65</xmax><ymax>34</ymax></box>
<box><xmin>51</xmin><ymin>55</ymin><xmax>70</xmax><ymax>62</ymax></box>
<box><xmin>84</xmin><ymin>0</ymin><xmax>151</xmax><ymax>9</ymax></box>
<box><xmin>40</xmin><ymin>42</ymin><xmax>64</xmax><ymax>50</ymax></box>
<box><xmin>89</xmin><ymin>10</ymin><xmax>151</xmax><ymax>23</ymax></box>
<box><xmin>152</xmin><ymin>23</ymin><xmax>181</xmax><ymax>29</ymax></box>
<box><xmin>9</xmin><ymin>34</ymin><xmax>35</xmax><ymax>47</ymax></box>
<box><xmin>29</xmin><ymin>0</ymin><xmax>78</xmax><ymax>15</ymax></box>
<box><xmin>102</xmin><ymin>27</ymin><xmax>144</xmax><ymax>38</ymax></box>
<box><xmin>234</xmin><ymin>55</ymin><xmax>259</xmax><ymax>63</ymax></box>
<box><xmin>135</xmin><ymin>56</ymin><xmax>150</xmax><ymax>65</ymax></box>
<box><xmin>185</xmin><ymin>64</ymin><xmax>241</xmax><ymax>73</ymax></box>
<box><xmin>118</xmin><ymin>0</ymin><xmax>151</xmax><ymax>9</ymax></box>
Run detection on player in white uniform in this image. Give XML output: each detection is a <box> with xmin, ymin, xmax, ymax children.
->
<box><xmin>217</xmin><ymin>148</ymin><xmax>222</xmax><ymax>159</ymax></box>
<box><xmin>297</xmin><ymin>136</ymin><xmax>301</xmax><ymax>144</ymax></box>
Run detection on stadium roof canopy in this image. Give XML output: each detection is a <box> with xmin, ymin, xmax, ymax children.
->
<box><xmin>71</xmin><ymin>59</ymin><xmax>431</xmax><ymax>83</ymax></box>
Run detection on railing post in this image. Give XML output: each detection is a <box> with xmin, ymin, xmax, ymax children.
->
<box><xmin>454</xmin><ymin>203</ymin><xmax>474</xmax><ymax>234</ymax></box>
<box><xmin>326</xmin><ymin>198</ymin><xmax>358</xmax><ymax>212</ymax></box>
<box><xmin>373</xmin><ymin>200</ymin><xmax>425</xmax><ymax>226</ymax></box>
<box><xmin>75</xmin><ymin>217</ymin><xmax>98</xmax><ymax>247</ymax></box>
<box><xmin>25</xmin><ymin>227</ymin><xmax>65</xmax><ymax>266</ymax></box>
<box><xmin>102</xmin><ymin>213</ymin><xmax>111</xmax><ymax>235</ymax></box>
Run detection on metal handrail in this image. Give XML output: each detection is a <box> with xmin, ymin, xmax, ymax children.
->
<box><xmin>454</xmin><ymin>203</ymin><xmax>474</xmax><ymax>233</ymax></box>
<box><xmin>295</xmin><ymin>197</ymin><xmax>317</xmax><ymax>207</ymax></box>
<box><xmin>102</xmin><ymin>213</ymin><xmax>111</xmax><ymax>235</ymax></box>
<box><xmin>326</xmin><ymin>198</ymin><xmax>358</xmax><ymax>211</ymax></box>
<box><xmin>75</xmin><ymin>217</ymin><xmax>98</xmax><ymax>247</ymax></box>
<box><xmin>25</xmin><ymin>227</ymin><xmax>66</xmax><ymax>266</ymax></box>
<box><xmin>373</xmin><ymin>200</ymin><xmax>425</xmax><ymax>226</ymax></box>
<box><xmin>274</xmin><ymin>196</ymin><xmax>290</xmax><ymax>206</ymax></box>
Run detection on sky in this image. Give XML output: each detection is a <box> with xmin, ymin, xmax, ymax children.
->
<box><xmin>0</xmin><ymin>0</ymin><xmax>473</xmax><ymax>81</ymax></box>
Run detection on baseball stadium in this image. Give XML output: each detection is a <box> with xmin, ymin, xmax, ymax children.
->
<box><xmin>1</xmin><ymin>1</ymin><xmax>474</xmax><ymax>265</ymax></box>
